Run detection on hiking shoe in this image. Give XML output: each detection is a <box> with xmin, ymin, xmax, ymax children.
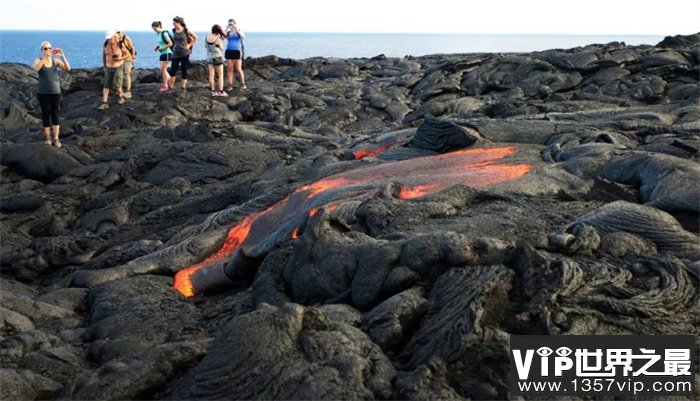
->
<box><xmin>242</xmin><ymin>85</ymin><xmax>247</xmax><ymax>89</ymax></box>
<box><xmin>44</xmin><ymin>137</ymin><xmax>52</xmax><ymax>145</ymax></box>
<box><xmin>219</xmin><ymin>91</ymin><xmax>229</xmax><ymax>97</ymax></box>
<box><xmin>226</xmin><ymin>86</ymin><xmax>233</xmax><ymax>91</ymax></box>
<box><xmin>211</xmin><ymin>91</ymin><xmax>218</xmax><ymax>96</ymax></box>
<box><xmin>117</xmin><ymin>97</ymin><xmax>125</xmax><ymax>105</ymax></box>
<box><xmin>159</xmin><ymin>85</ymin><xmax>169</xmax><ymax>92</ymax></box>
<box><xmin>123</xmin><ymin>92</ymin><xmax>132</xmax><ymax>99</ymax></box>
<box><xmin>53</xmin><ymin>139</ymin><xmax>62</xmax><ymax>148</ymax></box>
<box><xmin>98</xmin><ymin>102</ymin><xmax>109</xmax><ymax>110</ymax></box>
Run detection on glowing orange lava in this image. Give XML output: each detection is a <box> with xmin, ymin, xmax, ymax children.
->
<box><xmin>398</xmin><ymin>183</ymin><xmax>442</xmax><ymax>199</ymax></box>
<box><xmin>173</xmin><ymin>213</ymin><xmax>256</xmax><ymax>297</ymax></box>
<box><xmin>173</xmin><ymin>146</ymin><xmax>532</xmax><ymax>297</ymax></box>
<box><xmin>353</xmin><ymin>144</ymin><xmax>393</xmax><ymax>160</ymax></box>
<box><xmin>299</xmin><ymin>177</ymin><xmax>355</xmax><ymax>199</ymax></box>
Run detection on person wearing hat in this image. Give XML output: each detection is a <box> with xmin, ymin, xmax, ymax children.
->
<box><xmin>116</xmin><ymin>30</ymin><xmax>137</xmax><ymax>99</ymax></box>
<box><xmin>99</xmin><ymin>29</ymin><xmax>127</xmax><ymax>110</ymax></box>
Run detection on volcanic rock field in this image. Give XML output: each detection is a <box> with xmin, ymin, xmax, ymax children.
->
<box><xmin>1</xmin><ymin>34</ymin><xmax>699</xmax><ymax>400</ymax></box>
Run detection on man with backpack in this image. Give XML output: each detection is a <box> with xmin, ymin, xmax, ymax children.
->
<box><xmin>116</xmin><ymin>31</ymin><xmax>137</xmax><ymax>98</ymax></box>
<box><xmin>99</xmin><ymin>29</ymin><xmax>127</xmax><ymax>110</ymax></box>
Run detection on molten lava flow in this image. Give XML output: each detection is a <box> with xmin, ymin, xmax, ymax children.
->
<box><xmin>173</xmin><ymin>213</ymin><xmax>257</xmax><ymax>297</ymax></box>
<box><xmin>353</xmin><ymin>144</ymin><xmax>393</xmax><ymax>160</ymax></box>
<box><xmin>299</xmin><ymin>177</ymin><xmax>355</xmax><ymax>199</ymax></box>
<box><xmin>398</xmin><ymin>183</ymin><xmax>442</xmax><ymax>199</ymax></box>
<box><xmin>173</xmin><ymin>146</ymin><xmax>532</xmax><ymax>297</ymax></box>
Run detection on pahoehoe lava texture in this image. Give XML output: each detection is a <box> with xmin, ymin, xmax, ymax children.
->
<box><xmin>1</xmin><ymin>34</ymin><xmax>699</xmax><ymax>400</ymax></box>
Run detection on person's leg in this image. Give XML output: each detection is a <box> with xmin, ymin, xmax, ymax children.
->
<box><xmin>100</xmin><ymin>68</ymin><xmax>113</xmax><ymax>108</ymax></box>
<box><xmin>226</xmin><ymin>59</ymin><xmax>234</xmax><ymax>89</ymax></box>
<box><xmin>37</xmin><ymin>94</ymin><xmax>52</xmax><ymax>143</ymax></box>
<box><xmin>216</xmin><ymin>64</ymin><xmax>225</xmax><ymax>92</ymax></box>
<box><xmin>160</xmin><ymin>58</ymin><xmax>170</xmax><ymax>87</ymax></box>
<box><xmin>49</xmin><ymin>94</ymin><xmax>61</xmax><ymax>145</ymax></box>
<box><xmin>123</xmin><ymin>59</ymin><xmax>133</xmax><ymax>97</ymax></box>
<box><xmin>208</xmin><ymin>64</ymin><xmax>215</xmax><ymax>91</ymax></box>
<box><xmin>234</xmin><ymin>59</ymin><xmax>245</xmax><ymax>87</ymax></box>
<box><xmin>159</xmin><ymin>60</ymin><xmax>166</xmax><ymax>87</ymax></box>
<box><xmin>163</xmin><ymin>61</ymin><xmax>170</xmax><ymax>84</ymax></box>
<box><xmin>115</xmin><ymin>65</ymin><xmax>124</xmax><ymax>102</ymax></box>
<box><xmin>169</xmin><ymin>58</ymin><xmax>180</xmax><ymax>88</ymax></box>
<box><xmin>181</xmin><ymin>56</ymin><xmax>189</xmax><ymax>90</ymax></box>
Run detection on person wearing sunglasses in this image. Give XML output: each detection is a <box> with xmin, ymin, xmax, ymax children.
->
<box><xmin>33</xmin><ymin>41</ymin><xmax>70</xmax><ymax>147</ymax></box>
<box><xmin>224</xmin><ymin>18</ymin><xmax>246</xmax><ymax>91</ymax></box>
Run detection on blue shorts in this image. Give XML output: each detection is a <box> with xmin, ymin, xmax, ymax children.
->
<box><xmin>159</xmin><ymin>53</ymin><xmax>172</xmax><ymax>62</ymax></box>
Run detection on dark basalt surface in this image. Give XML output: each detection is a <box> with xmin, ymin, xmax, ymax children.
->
<box><xmin>1</xmin><ymin>34</ymin><xmax>699</xmax><ymax>400</ymax></box>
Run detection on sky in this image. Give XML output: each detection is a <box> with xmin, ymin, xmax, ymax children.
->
<box><xmin>1</xmin><ymin>0</ymin><xmax>699</xmax><ymax>35</ymax></box>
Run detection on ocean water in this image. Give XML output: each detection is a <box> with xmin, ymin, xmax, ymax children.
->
<box><xmin>0</xmin><ymin>30</ymin><xmax>665</xmax><ymax>69</ymax></box>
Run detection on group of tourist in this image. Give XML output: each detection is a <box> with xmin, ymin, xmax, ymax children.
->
<box><xmin>34</xmin><ymin>16</ymin><xmax>247</xmax><ymax>145</ymax></box>
<box><xmin>151</xmin><ymin>17</ymin><xmax>246</xmax><ymax>97</ymax></box>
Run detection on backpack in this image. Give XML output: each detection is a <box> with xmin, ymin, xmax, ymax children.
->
<box><xmin>186</xmin><ymin>29</ymin><xmax>194</xmax><ymax>47</ymax></box>
<box><xmin>120</xmin><ymin>35</ymin><xmax>137</xmax><ymax>56</ymax></box>
<box><xmin>160</xmin><ymin>30</ymin><xmax>171</xmax><ymax>45</ymax></box>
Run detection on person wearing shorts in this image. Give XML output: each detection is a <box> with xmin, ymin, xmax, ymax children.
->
<box><xmin>224</xmin><ymin>18</ymin><xmax>246</xmax><ymax>90</ymax></box>
<box><xmin>99</xmin><ymin>30</ymin><xmax>127</xmax><ymax>110</ymax></box>
<box><xmin>205</xmin><ymin>24</ymin><xmax>227</xmax><ymax>96</ymax></box>
<box><xmin>152</xmin><ymin>21</ymin><xmax>173</xmax><ymax>92</ymax></box>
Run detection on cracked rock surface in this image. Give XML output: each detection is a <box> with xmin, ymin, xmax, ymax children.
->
<box><xmin>1</xmin><ymin>34</ymin><xmax>698</xmax><ymax>400</ymax></box>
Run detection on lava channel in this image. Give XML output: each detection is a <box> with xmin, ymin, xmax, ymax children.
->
<box><xmin>174</xmin><ymin>146</ymin><xmax>531</xmax><ymax>297</ymax></box>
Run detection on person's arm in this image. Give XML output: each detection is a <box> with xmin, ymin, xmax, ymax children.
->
<box><xmin>33</xmin><ymin>58</ymin><xmax>43</xmax><ymax>72</ymax></box>
<box><xmin>236</xmin><ymin>28</ymin><xmax>246</xmax><ymax>40</ymax></box>
<box><xmin>55</xmin><ymin>49</ymin><xmax>71</xmax><ymax>71</ymax></box>
<box><xmin>216</xmin><ymin>36</ymin><xmax>225</xmax><ymax>50</ymax></box>
<box><xmin>103</xmin><ymin>46</ymin><xmax>107</xmax><ymax>68</ymax></box>
<box><xmin>188</xmin><ymin>31</ymin><xmax>199</xmax><ymax>48</ymax></box>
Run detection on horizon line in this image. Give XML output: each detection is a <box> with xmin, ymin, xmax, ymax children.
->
<box><xmin>0</xmin><ymin>29</ymin><xmax>678</xmax><ymax>37</ymax></box>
